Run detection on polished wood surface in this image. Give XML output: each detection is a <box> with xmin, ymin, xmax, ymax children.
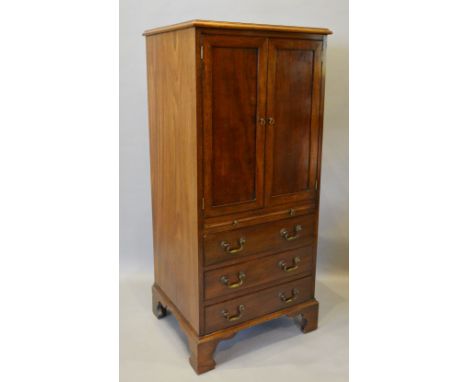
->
<box><xmin>145</xmin><ymin>20</ymin><xmax>330</xmax><ymax>374</ymax></box>
<box><xmin>270</xmin><ymin>40</ymin><xmax>314</xmax><ymax>194</ymax></box>
<box><xmin>204</xmin><ymin>275</ymin><xmax>315</xmax><ymax>333</ymax></box>
<box><xmin>143</xmin><ymin>19</ymin><xmax>332</xmax><ymax>36</ymax></box>
<box><xmin>146</xmin><ymin>27</ymin><xmax>200</xmax><ymax>332</ymax></box>
<box><xmin>202</xmin><ymin>35</ymin><xmax>267</xmax><ymax>216</ymax></box>
<box><xmin>265</xmin><ymin>38</ymin><xmax>323</xmax><ymax>206</ymax></box>
<box><xmin>204</xmin><ymin>246</ymin><xmax>315</xmax><ymax>301</ymax></box>
<box><xmin>294</xmin><ymin>303</ymin><xmax>319</xmax><ymax>333</ymax></box>
<box><xmin>203</xmin><ymin>214</ymin><xmax>315</xmax><ymax>266</ymax></box>
<box><xmin>212</xmin><ymin>43</ymin><xmax>258</xmax><ymax>206</ymax></box>
<box><xmin>204</xmin><ymin>203</ymin><xmax>315</xmax><ymax>233</ymax></box>
<box><xmin>152</xmin><ymin>283</ymin><xmax>319</xmax><ymax>374</ymax></box>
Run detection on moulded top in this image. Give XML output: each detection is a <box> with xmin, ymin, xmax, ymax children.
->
<box><xmin>143</xmin><ymin>19</ymin><xmax>332</xmax><ymax>37</ymax></box>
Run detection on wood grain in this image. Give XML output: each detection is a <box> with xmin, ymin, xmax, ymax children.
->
<box><xmin>145</xmin><ymin>21</ymin><xmax>330</xmax><ymax>373</ymax></box>
<box><xmin>200</xmin><ymin>28</ymin><xmax>326</xmax><ymax>41</ymax></box>
<box><xmin>152</xmin><ymin>283</ymin><xmax>319</xmax><ymax>374</ymax></box>
<box><xmin>265</xmin><ymin>38</ymin><xmax>323</xmax><ymax>207</ymax></box>
<box><xmin>143</xmin><ymin>19</ymin><xmax>332</xmax><ymax>36</ymax></box>
<box><xmin>204</xmin><ymin>245</ymin><xmax>315</xmax><ymax>301</ymax></box>
<box><xmin>203</xmin><ymin>214</ymin><xmax>315</xmax><ymax>266</ymax></box>
<box><xmin>203</xmin><ymin>203</ymin><xmax>315</xmax><ymax>233</ymax></box>
<box><xmin>202</xmin><ymin>34</ymin><xmax>267</xmax><ymax>217</ymax></box>
<box><xmin>271</xmin><ymin>45</ymin><xmax>314</xmax><ymax>194</ymax></box>
<box><xmin>146</xmin><ymin>27</ymin><xmax>200</xmax><ymax>333</ymax></box>
<box><xmin>204</xmin><ymin>275</ymin><xmax>315</xmax><ymax>333</ymax></box>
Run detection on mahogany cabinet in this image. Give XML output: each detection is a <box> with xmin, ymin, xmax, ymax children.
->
<box><xmin>144</xmin><ymin>20</ymin><xmax>332</xmax><ymax>374</ymax></box>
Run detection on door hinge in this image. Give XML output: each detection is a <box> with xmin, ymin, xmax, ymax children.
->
<box><xmin>201</xmin><ymin>197</ymin><xmax>205</xmax><ymax>210</ymax></box>
<box><xmin>314</xmin><ymin>179</ymin><xmax>319</xmax><ymax>191</ymax></box>
<box><xmin>200</xmin><ymin>45</ymin><xmax>204</xmax><ymax>60</ymax></box>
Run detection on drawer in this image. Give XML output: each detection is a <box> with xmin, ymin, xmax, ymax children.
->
<box><xmin>205</xmin><ymin>275</ymin><xmax>315</xmax><ymax>333</ymax></box>
<box><xmin>204</xmin><ymin>204</ymin><xmax>315</xmax><ymax>233</ymax></box>
<box><xmin>204</xmin><ymin>246</ymin><xmax>314</xmax><ymax>301</ymax></box>
<box><xmin>203</xmin><ymin>214</ymin><xmax>315</xmax><ymax>266</ymax></box>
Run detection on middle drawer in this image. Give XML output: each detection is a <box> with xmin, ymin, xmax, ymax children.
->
<box><xmin>203</xmin><ymin>214</ymin><xmax>315</xmax><ymax>266</ymax></box>
<box><xmin>204</xmin><ymin>246</ymin><xmax>314</xmax><ymax>301</ymax></box>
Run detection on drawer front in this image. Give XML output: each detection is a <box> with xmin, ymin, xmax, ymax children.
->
<box><xmin>204</xmin><ymin>204</ymin><xmax>315</xmax><ymax>233</ymax></box>
<box><xmin>204</xmin><ymin>246</ymin><xmax>314</xmax><ymax>301</ymax></box>
<box><xmin>203</xmin><ymin>214</ymin><xmax>315</xmax><ymax>266</ymax></box>
<box><xmin>205</xmin><ymin>275</ymin><xmax>314</xmax><ymax>333</ymax></box>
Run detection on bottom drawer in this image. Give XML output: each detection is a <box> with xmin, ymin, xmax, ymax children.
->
<box><xmin>204</xmin><ymin>275</ymin><xmax>314</xmax><ymax>333</ymax></box>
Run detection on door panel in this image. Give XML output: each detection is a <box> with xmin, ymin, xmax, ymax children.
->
<box><xmin>202</xmin><ymin>35</ymin><xmax>268</xmax><ymax>216</ymax></box>
<box><xmin>265</xmin><ymin>39</ymin><xmax>323</xmax><ymax>206</ymax></box>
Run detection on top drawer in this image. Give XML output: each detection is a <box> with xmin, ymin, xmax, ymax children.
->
<box><xmin>203</xmin><ymin>214</ymin><xmax>315</xmax><ymax>266</ymax></box>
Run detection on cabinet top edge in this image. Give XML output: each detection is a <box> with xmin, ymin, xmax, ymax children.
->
<box><xmin>142</xmin><ymin>19</ymin><xmax>332</xmax><ymax>37</ymax></box>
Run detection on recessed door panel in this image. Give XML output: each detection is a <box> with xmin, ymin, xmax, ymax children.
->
<box><xmin>202</xmin><ymin>35</ymin><xmax>268</xmax><ymax>216</ymax></box>
<box><xmin>265</xmin><ymin>39</ymin><xmax>323</xmax><ymax>206</ymax></box>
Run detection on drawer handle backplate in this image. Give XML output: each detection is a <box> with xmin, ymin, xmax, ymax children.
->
<box><xmin>280</xmin><ymin>225</ymin><xmax>302</xmax><ymax>241</ymax></box>
<box><xmin>278</xmin><ymin>257</ymin><xmax>301</xmax><ymax>272</ymax></box>
<box><xmin>220</xmin><ymin>271</ymin><xmax>246</xmax><ymax>288</ymax></box>
<box><xmin>220</xmin><ymin>237</ymin><xmax>246</xmax><ymax>254</ymax></box>
<box><xmin>221</xmin><ymin>304</ymin><xmax>245</xmax><ymax>321</ymax></box>
<box><xmin>279</xmin><ymin>288</ymin><xmax>299</xmax><ymax>304</ymax></box>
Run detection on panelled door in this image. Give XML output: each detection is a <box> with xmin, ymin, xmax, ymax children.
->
<box><xmin>202</xmin><ymin>35</ymin><xmax>322</xmax><ymax>216</ymax></box>
<box><xmin>202</xmin><ymin>35</ymin><xmax>268</xmax><ymax>217</ymax></box>
<box><xmin>264</xmin><ymin>38</ymin><xmax>323</xmax><ymax>206</ymax></box>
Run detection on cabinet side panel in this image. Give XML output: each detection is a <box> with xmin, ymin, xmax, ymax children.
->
<box><xmin>146</xmin><ymin>28</ymin><xmax>199</xmax><ymax>332</ymax></box>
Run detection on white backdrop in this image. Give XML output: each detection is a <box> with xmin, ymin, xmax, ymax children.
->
<box><xmin>119</xmin><ymin>0</ymin><xmax>348</xmax><ymax>277</ymax></box>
